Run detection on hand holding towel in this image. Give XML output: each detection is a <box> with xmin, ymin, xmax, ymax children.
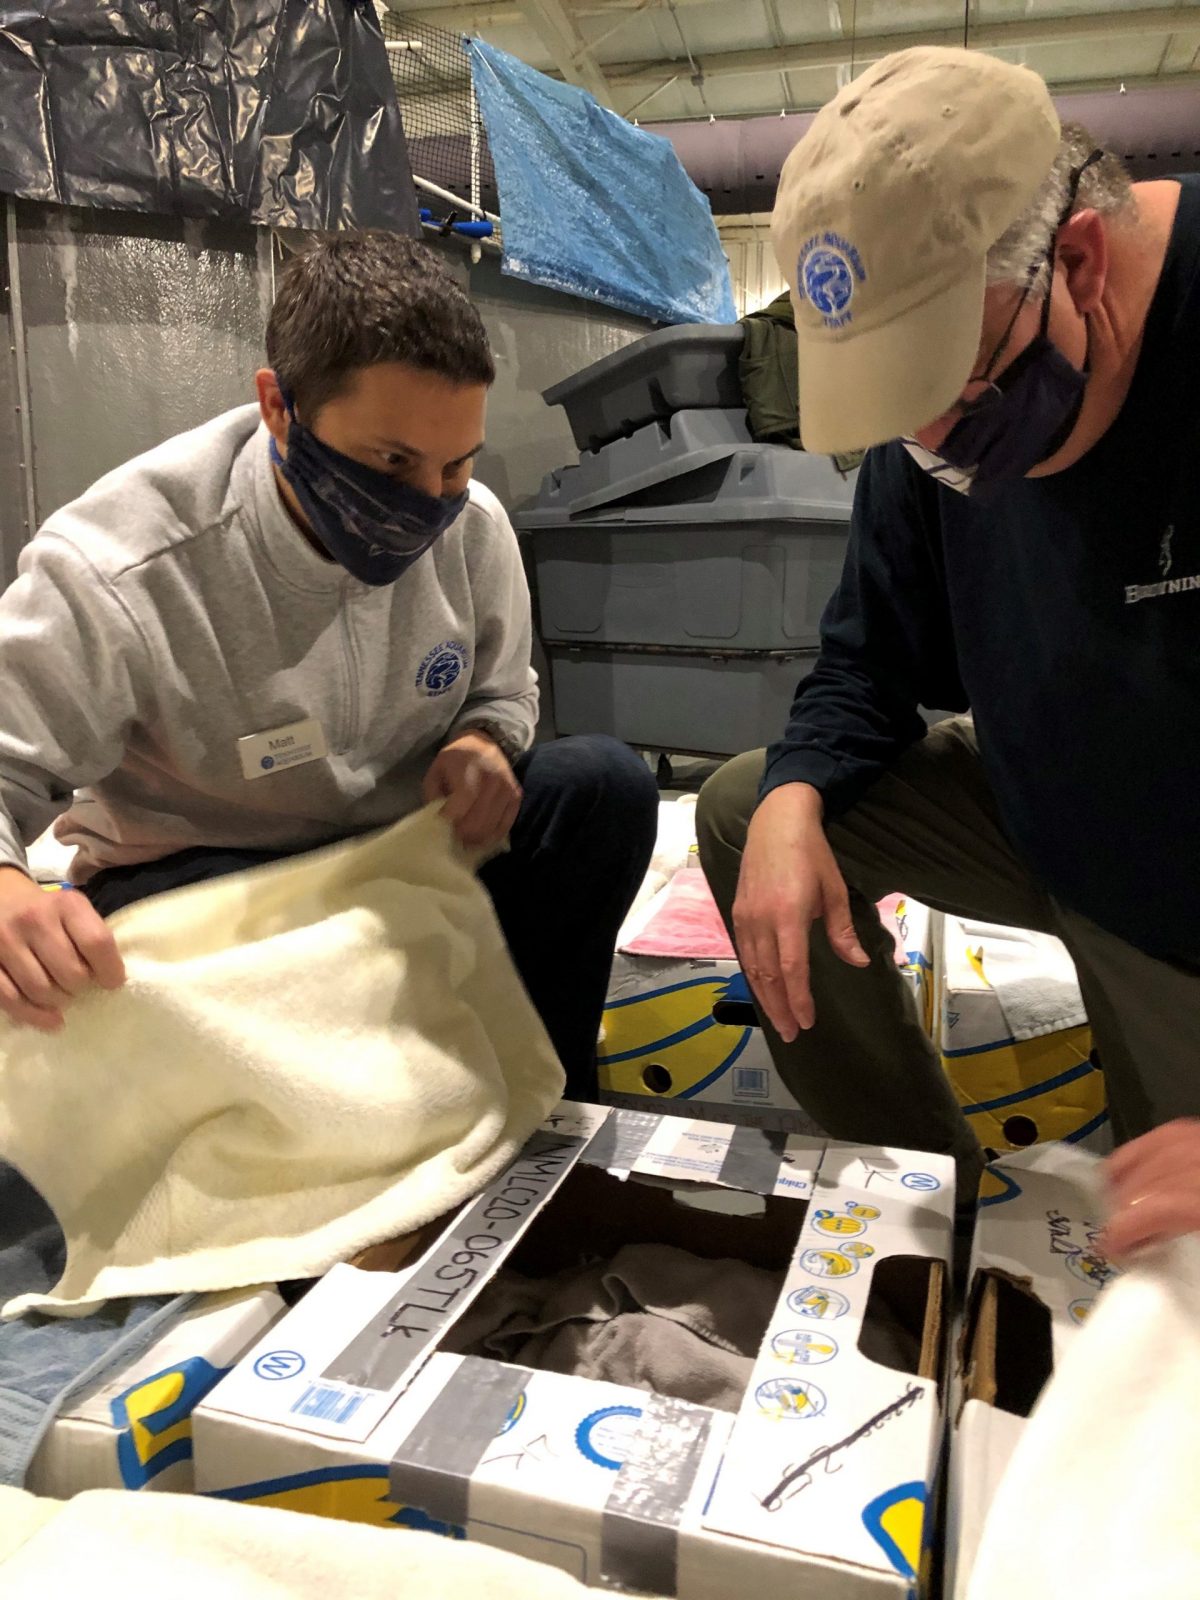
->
<box><xmin>0</xmin><ymin>806</ymin><xmax>564</xmax><ymax>1317</ymax></box>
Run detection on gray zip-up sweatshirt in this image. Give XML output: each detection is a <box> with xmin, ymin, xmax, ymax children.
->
<box><xmin>0</xmin><ymin>405</ymin><xmax>538</xmax><ymax>882</ymax></box>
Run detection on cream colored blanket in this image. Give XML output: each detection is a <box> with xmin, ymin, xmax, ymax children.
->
<box><xmin>0</xmin><ymin>806</ymin><xmax>564</xmax><ymax>1317</ymax></box>
<box><xmin>0</xmin><ymin>1485</ymin><xmax>592</xmax><ymax>1599</ymax></box>
<box><xmin>967</xmin><ymin>1236</ymin><xmax>1200</xmax><ymax>1600</ymax></box>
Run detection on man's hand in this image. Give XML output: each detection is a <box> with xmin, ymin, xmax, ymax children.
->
<box><xmin>1102</xmin><ymin>1118</ymin><xmax>1200</xmax><ymax>1261</ymax></box>
<box><xmin>732</xmin><ymin>783</ymin><xmax>869</xmax><ymax>1042</ymax></box>
<box><xmin>0</xmin><ymin>865</ymin><xmax>125</xmax><ymax>1031</ymax></box>
<box><xmin>421</xmin><ymin>730</ymin><xmax>522</xmax><ymax>852</ymax></box>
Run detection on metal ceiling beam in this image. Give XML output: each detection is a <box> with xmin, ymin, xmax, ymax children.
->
<box><xmin>602</xmin><ymin>5</ymin><xmax>1200</xmax><ymax>96</ymax></box>
<box><xmin>513</xmin><ymin>0</ymin><xmax>616</xmax><ymax>104</ymax></box>
<box><xmin>383</xmin><ymin>0</ymin><xmax>517</xmax><ymax>31</ymax></box>
<box><xmin>1157</xmin><ymin>29</ymin><xmax>1200</xmax><ymax>74</ymax></box>
<box><xmin>390</xmin><ymin>0</ymin><xmax>711</xmax><ymax>27</ymax></box>
<box><xmin>640</xmin><ymin>67</ymin><xmax>1200</xmax><ymax>125</ymax></box>
<box><xmin>1053</xmin><ymin>66</ymin><xmax>1200</xmax><ymax>95</ymax></box>
<box><xmin>383</xmin><ymin>1</ymin><xmax>1200</xmax><ymax>116</ymax></box>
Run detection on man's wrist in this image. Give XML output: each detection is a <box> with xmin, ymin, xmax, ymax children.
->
<box><xmin>757</xmin><ymin>780</ymin><xmax>825</xmax><ymax>824</ymax></box>
<box><xmin>447</xmin><ymin>723</ymin><xmax>520</xmax><ymax>762</ymax></box>
<box><xmin>792</xmin><ymin>781</ymin><xmax>825</xmax><ymax>822</ymax></box>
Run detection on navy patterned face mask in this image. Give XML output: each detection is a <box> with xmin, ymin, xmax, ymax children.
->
<box><xmin>269</xmin><ymin>387</ymin><xmax>468</xmax><ymax>585</ymax></box>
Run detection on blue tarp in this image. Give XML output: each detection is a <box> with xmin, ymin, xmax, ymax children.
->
<box><xmin>467</xmin><ymin>38</ymin><xmax>734</xmax><ymax>326</ymax></box>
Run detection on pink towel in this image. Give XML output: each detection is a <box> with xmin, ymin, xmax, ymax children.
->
<box><xmin>623</xmin><ymin>874</ymin><xmax>914</xmax><ymax>966</ymax></box>
<box><xmin>620</xmin><ymin>870</ymin><xmax>736</xmax><ymax>960</ymax></box>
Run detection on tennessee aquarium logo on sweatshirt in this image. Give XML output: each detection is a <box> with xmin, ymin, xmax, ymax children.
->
<box><xmin>416</xmin><ymin>640</ymin><xmax>470</xmax><ymax>696</ymax></box>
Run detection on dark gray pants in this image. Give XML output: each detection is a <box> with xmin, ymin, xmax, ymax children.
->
<box><xmin>697</xmin><ymin>718</ymin><xmax>1200</xmax><ymax>1200</ymax></box>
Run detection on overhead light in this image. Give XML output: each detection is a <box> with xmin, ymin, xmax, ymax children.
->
<box><xmin>385</xmin><ymin>40</ymin><xmax>424</xmax><ymax>52</ymax></box>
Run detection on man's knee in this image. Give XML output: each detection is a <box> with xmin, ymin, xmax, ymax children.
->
<box><xmin>697</xmin><ymin>749</ymin><xmax>767</xmax><ymax>857</ymax></box>
<box><xmin>535</xmin><ymin>735</ymin><xmax>658</xmax><ymax>826</ymax></box>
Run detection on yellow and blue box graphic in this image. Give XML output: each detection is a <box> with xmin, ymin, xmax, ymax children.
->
<box><xmin>25</xmin><ymin>1286</ymin><xmax>284</xmax><ymax>1498</ymax></box>
<box><xmin>599</xmin><ymin>892</ymin><xmax>934</xmax><ymax>1117</ymax></box>
<box><xmin>934</xmin><ymin>915</ymin><xmax>1108</xmax><ymax>1156</ymax></box>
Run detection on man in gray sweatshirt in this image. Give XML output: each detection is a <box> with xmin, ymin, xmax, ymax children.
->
<box><xmin>0</xmin><ymin>233</ymin><xmax>658</xmax><ymax>1100</ymax></box>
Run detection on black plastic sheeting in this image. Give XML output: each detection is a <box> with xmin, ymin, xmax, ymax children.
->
<box><xmin>0</xmin><ymin>1</ymin><xmax>419</xmax><ymax>233</ymax></box>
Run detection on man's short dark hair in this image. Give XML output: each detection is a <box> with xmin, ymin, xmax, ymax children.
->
<box><xmin>266</xmin><ymin>233</ymin><xmax>495</xmax><ymax>419</ymax></box>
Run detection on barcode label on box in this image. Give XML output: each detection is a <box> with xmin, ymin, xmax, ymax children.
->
<box><xmin>290</xmin><ymin>1384</ymin><xmax>368</xmax><ymax>1426</ymax></box>
<box><xmin>734</xmin><ymin>1067</ymin><xmax>769</xmax><ymax>1100</ymax></box>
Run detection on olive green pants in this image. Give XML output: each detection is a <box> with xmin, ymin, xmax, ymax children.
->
<box><xmin>697</xmin><ymin>717</ymin><xmax>1200</xmax><ymax>1205</ymax></box>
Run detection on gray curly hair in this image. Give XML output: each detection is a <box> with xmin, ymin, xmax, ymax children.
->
<box><xmin>986</xmin><ymin>124</ymin><xmax>1135</xmax><ymax>296</ymax></box>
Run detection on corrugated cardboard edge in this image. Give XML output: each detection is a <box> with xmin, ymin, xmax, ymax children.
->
<box><xmin>956</xmin><ymin>1269</ymin><xmax>1042</xmax><ymax>1423</ymax></box>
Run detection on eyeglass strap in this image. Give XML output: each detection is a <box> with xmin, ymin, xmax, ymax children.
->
<box><xmin>1040</xmin><ymin>148</ymin><xmax>1106</xmax><ymax>333</ymax></box>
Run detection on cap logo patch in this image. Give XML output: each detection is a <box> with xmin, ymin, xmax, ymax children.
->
<box><xmin>797</xmin><ymin>232</ymin><xmax>867</xmax><ymax>330</ymax></box>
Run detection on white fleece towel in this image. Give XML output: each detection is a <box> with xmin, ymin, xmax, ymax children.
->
<box><xmin>0</xmin><ymin>806</ymin><xmax>564</xmax><ymax>1317</ymax></box>
<box><xmin>967</xmin><ymin>1237</ymin><xmax>1200</xmax><ymax>1600</ymax></box>
<box><xmin>959</xmin><ymin>919</ymin><xmax>1087</xmax><ymax>1042</ymax></box>
<box><xmin>0</xmin><ymin>1484</ymin><xmax>594</xmax><ymax>1598</ymax></box>
<box><xmin>616</xmin><ymin>796</ymin><xmax>700</xmax><ymax>944</ymax></box>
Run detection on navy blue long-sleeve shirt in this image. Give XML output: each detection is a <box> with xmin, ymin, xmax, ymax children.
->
<box><xmin>763</xmin><ymin>175</ymin><xmax>1200</xmax><ymax>962</ymax></box>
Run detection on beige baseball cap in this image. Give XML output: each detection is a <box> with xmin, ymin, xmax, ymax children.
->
<box><xmin>771</xmin><ymin>47</ymin><xmax>1061</xmax><ymax>454</ymax></box>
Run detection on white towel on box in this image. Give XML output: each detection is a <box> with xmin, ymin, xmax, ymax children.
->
<box><xmin>616</xmin><ymin>796</ymin><xmax>700</xmax><ymax>945</ymax></box>
<box><xmin>0</xmin><ymin>805</ymin><xmax>564</xmax><ymax>1318</ymax></box>
<box><xmin>959</xmin><ymin>919</ymin><xmax>1087</xmax><ymax>1042</ymax></box>
<box><xmin>967</xmin><ymin>1237</ymin><xmax>1200</xmax><ymax>1600</ymax></box>
<box><xmin>0</xmin><ymin>1484</ymin><xmax>592</xmax><ymax>1598</ymax></box>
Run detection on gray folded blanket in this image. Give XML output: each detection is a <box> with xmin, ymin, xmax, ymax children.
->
<box><xmin>446</xmin><ymin>1241</ymin><xmax>783</xmax><ymax>1413</ymax></box>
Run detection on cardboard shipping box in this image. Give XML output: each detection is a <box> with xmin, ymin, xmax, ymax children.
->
<box><xmin>946</xmin><ymin>1144</ymin><xmax>1122</xmax><ymax>1599</ymax></box>
<box><xmin>195</xmin><ymin>1104</ymin><xmax>954</xmax><ymax>1599</ymax></box>
<box><xmin>934</xmin><ymin>915</ymin><xmax>1108</xmax><ymax>1156</ymax></box>
<box><xmin>600</xmin><ymin>883</ymin><xmax>934</xmax><ymax>1127</ymax></box>
<box><xmin>25</xmin><ymin>1286</ymin><xmax>285</xmax><ymax>1497</ymax></box>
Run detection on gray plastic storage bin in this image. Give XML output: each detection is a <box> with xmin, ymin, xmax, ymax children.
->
<box><xmin>519</xmin><ymin>447</ymin><xmax>857</xmax><ymax>528</ymax></box>
<box><xmin>534</xmin><ymin>408</ymin><xmax>752</xmax><ymax>518</ymax></box>
<box><xmin>547</xmin><ymin>646</ymin><xmax>814</xmax><ymax>757</ymax></box>
<box><xmin>530</xmin><ymin>521</ymin><xmax>849</xmax><ymax>651</ymax></box>
<box><xmin>544</xmin><ymin>324</ymin><xmax>746</xmax><ymax>453</ymax></box>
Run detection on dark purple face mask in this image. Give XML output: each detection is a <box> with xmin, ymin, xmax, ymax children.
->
<box><xmin>904</xmin><ymin>150</ymin><xmax>1102</xmax><ymax>500</ymax></box>
<box><xmin>925</xmin><ymin>295</ymin><xmax>1088</xmax><ymax>499</ymax></box>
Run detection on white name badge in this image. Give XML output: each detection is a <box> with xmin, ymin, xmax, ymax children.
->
<box><xmin>237</xmin><ymin>718</ymin><xmax>328</xmax><ymax>781</ymax></box>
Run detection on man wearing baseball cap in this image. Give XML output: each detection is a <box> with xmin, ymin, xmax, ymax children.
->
<box><xmin>697</xmin><ymin>46</ymin><xmax>1200</xmax><ymax>1235</ymax></box>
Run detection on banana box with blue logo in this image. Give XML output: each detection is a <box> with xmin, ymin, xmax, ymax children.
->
<box><xmin>599</xmin><ymin>872</ymin><xmax>934</xmax><ymax>1126</ymax></box>
<box><xmin>24</xmin><ymin>1285</ymin><xmax>285</xmax><ymax>1497</ymax></box>
<box><xmin>878</xmin><ymin>893</ymin><xmax>935</xmax><ymax>1036</ymax></box>
<box><xmin>194</xmin><ymin>1103</ymin><xmax>954</xmax><ymax>1600</ymax></box>
<box><xmin>934</xmin><ymin>915</ymin><xmax>1108</xmax><ymax>1156</ymax></box>
<box><xmin>946</xmin><ymin>1143</ymin><xmax>1121</xmax><ymax>1599</ymax></box>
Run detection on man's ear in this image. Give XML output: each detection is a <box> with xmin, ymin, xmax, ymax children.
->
<box><xmin>255</xmin><ymin>369</ymin><xmax>289</xmax><ymax>451</ymax></box>
<box><xmin>1057</xmin><ymin>208</ymin><xmax>1108</xmax><ymax>316</ymax></box>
